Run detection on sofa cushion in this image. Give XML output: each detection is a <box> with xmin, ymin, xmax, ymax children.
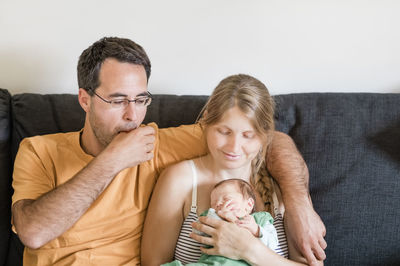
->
<box><xmin>143</xmin><ymin>94</ymin><xmax>208</xmax><ymax>128</ymax></box>
<box><xmin>0</xmin><ymin>89</ymin><xmax>12</xmax><ymax>265</ymax></box>
<box><xmin>10</xmin><ymin>93</ymin><xmax>208</xmax><ymax>160</ymax></box>
<box><xmin>11</xmin><ymin>93</ymin><xmax>85</xmax><ymax>161</ymax></box>
<box><xmin>274</xmin><ymin>93</ymin><xmax>400</xmax><ymax>266</ymax></box>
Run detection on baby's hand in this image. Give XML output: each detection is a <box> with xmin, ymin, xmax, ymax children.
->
<box><xmin>216</xmin><ymin>200</ymin><xmax>240</xmax><ymax>222</ymax></box>
<box><xmin>217</xmin><ymin>209</ymin><xmax>239</xmax><ymax>223</ymax></box>
<box><xmin>236</xmin><ymin>215</ymin><xmax>259</xmax><ymax>237</ymax></box>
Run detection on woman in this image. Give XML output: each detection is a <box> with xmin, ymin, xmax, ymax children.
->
<box><xmin>141</xmin><ymin>74</ymin><xmax>322</xmax><ymax>265</ymax></box>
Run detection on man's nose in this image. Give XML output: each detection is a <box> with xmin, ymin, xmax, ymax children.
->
<box><xmin>123</xmin><ymin>103</ymin><xmax>138</xmax><ymax>121</ymax></box>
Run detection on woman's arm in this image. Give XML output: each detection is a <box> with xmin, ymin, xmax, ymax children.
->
<box><xmin>191</xmin><ymin>216</ymin><xmax>308</xmax><ymax>266</ymax></box>
<box><xmin>267</xmin><ymin>131</ymin><xmax>326</xmax><ymax>264</ymax></box>
<box><xmin>141</xmin><ymin>162</ymin><xmax>192</xmax><ymax>266</ymax></box>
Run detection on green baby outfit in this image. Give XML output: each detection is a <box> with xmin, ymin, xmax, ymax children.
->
<box><xmin>163</xmin><ymin>209</ymin><xmax>277</xmax><ymax>266</ymax></box>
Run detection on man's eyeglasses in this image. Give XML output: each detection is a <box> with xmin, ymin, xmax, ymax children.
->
<box><xmin>89</xmin><ymin>88</ymin><xmax>152</xmax><ymax>109</ymax></box>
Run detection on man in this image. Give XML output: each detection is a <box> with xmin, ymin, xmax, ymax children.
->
<box><xmin>12</xmin><ymin>37</ymin><xmax>326</xmax><ymax>265</ymax></box>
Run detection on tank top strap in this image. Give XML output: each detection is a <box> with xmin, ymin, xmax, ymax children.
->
<box><xmin>188</xmin><ymin>160</ymin><xmax>198</xmax><ymax>213</ymax></box>
<box><xmin>269</xmin><ymin>177</ymin><xmax>280</xmax><ymax>215</ymax></box>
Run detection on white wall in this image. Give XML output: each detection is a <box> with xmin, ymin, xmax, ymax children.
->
<box><xmin>1</xmin><ymin>0</ymin><xmax>399</xmax><ymax>96</ymax></box>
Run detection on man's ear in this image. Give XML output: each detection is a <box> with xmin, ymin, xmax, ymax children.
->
<box><xmin>78</xmin><ymin>88</ymin><xmax>91</xmax><ymax>113</ymax></box>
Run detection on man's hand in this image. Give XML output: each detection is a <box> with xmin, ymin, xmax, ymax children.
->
<box><xmin>267</xmin><ymin>131</ymin><xmax>327</xmax><ymax>264</ymax></box>
<box><xmin>104</xmin><ymin>126</ymin><xmax>155</xmax><ymax>171</ymax></box>
<box><xmin>285</xmin><ymin>200</ymin><xmax>327</xmax><ymax>266</ymax></box>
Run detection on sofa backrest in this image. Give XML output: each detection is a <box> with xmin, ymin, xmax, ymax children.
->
<box><xmin>10</xmin><ymin>93</ymin><xmax>209</xmax><ymax>158</ymax></box>
<box><xmin>0</xmin><ymin>89</ymin><xmax>12</xmax><ymax>266</ymax></box>
<box><xmin>1</xmin><ymin>90</ymin><xmax>400</xmax><ymax>265</ymax></box>
<box><xmin>274</xmin><ymin>93</ymin><xmax>400</xmax><ymax>265</ymax></box>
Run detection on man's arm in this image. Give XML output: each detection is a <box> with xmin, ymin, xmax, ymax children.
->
<box><xmin>12</xmin><ymin>153</ymin><xmax>119</xmax><ymax>249</ymax></box>
<box><xmin>12</xmin><ymin>126</ymin><xmax>155</xmax><ymax>249</ymax></box>
<box><xmin>266</xmin><ymin>131</ymin><xmax>327</xmax><ymax>265</ymax></box>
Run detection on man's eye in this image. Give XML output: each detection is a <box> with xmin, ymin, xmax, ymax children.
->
<box><xmin>112</xmin><ymin>100</ymin><xmax>126</xmax><ymax>105</ymax></box>
<box><xmin>135</xmin><ymin>98</ymin><xmax>147</xmax><ymax>105</ymax></box>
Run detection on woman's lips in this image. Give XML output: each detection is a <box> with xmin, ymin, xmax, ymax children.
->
<box><xmin>222</xmin><ymin>151</ymin><xmax>241</xmax><ymax>160</ymax></box>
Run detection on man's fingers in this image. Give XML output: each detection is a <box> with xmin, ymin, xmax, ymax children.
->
<box><xmin>145</xmin><ymin>151</ymin><xmax>154</xmax><ymax>161</ymax></box>
<box><xmin>302</xmin><ymin>246</ymin><xmax>318</xmax><ymax>266</ymax></box>
<box><xmin>143</xmin><ymin>135</ymin><xmax>155</xmax><ymax>146</ymax></box>
<box><xmin>319</xmin><ymin>236</ymin><xmax>327</xmax><ymax>250</ymax></box>
<box><xmin>138</xmin><ymin>125</ymin><xmax>155</xmax><ymax>135</ymax></box>
<box><xmin>313</xmin><ymin>239</ymin><xmax>327</xmax><ymax>260</ymax></box>
<box><xmin>313</xmin><ymin>246</ymin><xmax>326</xmax><ymax>261</ymax></box>
<box><xmin>146</xmin><ymin>143</ymin><xmax>154</xmax><ymax>152</ymax></box>
<box><xmin>301</xmin><ymin>237</ymin><xmax>326</xmax><ymax>265</ymax></box>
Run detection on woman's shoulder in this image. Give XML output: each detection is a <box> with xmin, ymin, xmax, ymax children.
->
<box><xmin>161</xmin><ymin>159</ymin><xmax>194</xmax><ymax>176</ymax></box>
<box><xmin>157</xmin><ymin>159</ymin><xmax>196</xmax><ymax>190</ymax></box>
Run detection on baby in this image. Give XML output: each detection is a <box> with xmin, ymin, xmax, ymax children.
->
<box><xmin>164</xmin><ymin>179</ymin><xmax>278</xmax><ymax>266</ymax></box>
<box><xmin>203</xmin><ymin>178</ymin><xmax>278</xmax><ymax>250</ymax></box>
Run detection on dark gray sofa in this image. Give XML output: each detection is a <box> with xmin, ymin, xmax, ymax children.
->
<box><xmin>0</xmin><ymin>88</ymin><xmax>399</xmax><ymax>266</ymax></box>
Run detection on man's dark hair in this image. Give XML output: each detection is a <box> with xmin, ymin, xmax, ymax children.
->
<box><xmin>77</xmin><ymin>37</ymin><xmax>151</xmax><ymax>94</ymax></box>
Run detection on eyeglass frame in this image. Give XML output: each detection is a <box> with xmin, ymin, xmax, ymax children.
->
<box><xmin>87</xmin><ymin>88</ymin><xmax>153</xmax><ymax>109</ymax></box>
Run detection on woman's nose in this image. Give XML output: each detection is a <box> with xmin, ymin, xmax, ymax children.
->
<box><xmin>226</xmin><ymin>134</ymin><xmax>241</xmax><ymax>152</ymax></box>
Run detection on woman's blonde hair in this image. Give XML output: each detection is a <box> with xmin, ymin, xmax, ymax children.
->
<box><xmin>198</xmin><ymin>74</ymin><xmax>276</xmax><ymax>214</ymax></box>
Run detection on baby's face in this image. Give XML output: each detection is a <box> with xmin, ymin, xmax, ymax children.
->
<box><xmin>210</xmin><ymin>183</ymin><xmax>253</xmax><ymax>218</ymax></box>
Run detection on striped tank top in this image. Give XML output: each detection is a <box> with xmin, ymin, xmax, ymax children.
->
<box><xmin>173</xmin><ymin>160</ymin><xmax>289</xmax><ymax>264</ymax></box>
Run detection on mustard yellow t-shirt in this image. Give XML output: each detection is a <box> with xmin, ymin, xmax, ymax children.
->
<box><xmin>12</xmin><ymin>123</ymin><xmax>206</xmax><ymax>266</ymax></box>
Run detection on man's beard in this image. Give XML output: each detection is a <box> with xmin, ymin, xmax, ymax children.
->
<box><xmin>88</xmin><ymin>109</ymin><xmax>138</xmax><ymax>148</ymax></box>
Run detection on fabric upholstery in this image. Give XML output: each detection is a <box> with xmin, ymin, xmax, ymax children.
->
<box><xmin>10</xmin><ymin>93</ymin><xmax>85</xmax><ymax>161</ymax></box>
<box><xmin>1</xmin><ymin>91</ymin><xmax>399</xmax><ymax>265</ymax></box>
<box><xmin>274</xmin><ymin>93</ymin><xmax>400</xmax><ymax>265</ymax></box>
<box><xmin>0</xmin><ymin>89</ymin><xmax>12</xmax><ymax>265</ymax></box>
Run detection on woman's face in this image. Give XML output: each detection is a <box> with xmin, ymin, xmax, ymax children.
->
<box><xmin>205</xmin><ymin>106</ymin><xmax>263</xmax><ymax>170</ymax></box>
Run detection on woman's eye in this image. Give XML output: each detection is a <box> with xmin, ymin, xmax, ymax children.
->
<box><xmin>217</xmin><ymin>129</ymin><xmax>230</xmax><ymax>135</ymax></box>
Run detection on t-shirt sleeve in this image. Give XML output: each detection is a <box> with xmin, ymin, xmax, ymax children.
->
<box><xmin>12</xmin><ymin>138</ymin><xmax>55</xmax><ymax>205</ymax></box>
<box><xmin>155</xmin><ymin>123</ymin><xmax>207</xmax><ymax>173</ymax></box>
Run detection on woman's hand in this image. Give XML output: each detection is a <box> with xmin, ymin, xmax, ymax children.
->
<box><xmin>190</xmin><ymin>216</ymin><xmax>306</xmax><ymax>266</ymax></box>
<box><xmin>190</xmin><ymin>216</ymin><xmax>253</xmax><ymax>260</ymax></box>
